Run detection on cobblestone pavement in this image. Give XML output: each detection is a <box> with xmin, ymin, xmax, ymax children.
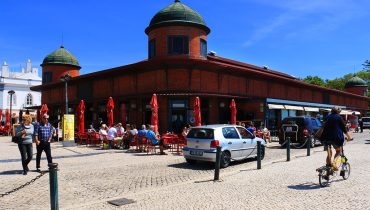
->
<box><xmin>0</xmin><ymin>132</ymin><xmax>369</xmax><ymax>209</ymax></box>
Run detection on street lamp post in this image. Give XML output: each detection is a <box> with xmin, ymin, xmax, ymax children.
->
<box><xmin>60</xmin><ymin>73</ymin><xmax>74</xmax><ymax>147</ymax></box>
<box><xmin>60</xmin><ymin>73</ymin><xmax>72</xmax><ymax>115</ymax></box>
<box><xmin>8</xmin><ymin>90</ymin><xmax>15</xmax><ymax>134</ymax></box>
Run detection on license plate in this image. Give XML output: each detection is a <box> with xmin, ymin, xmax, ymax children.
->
<box><xmin>286</xmin><ymin>127</ymin><xmax>292</xmax><ymax>132</ymax></box>
<box><xmin>190</xmin><ymin>150</ymin><xmax>203</xmax><ymax>156</ymax></box>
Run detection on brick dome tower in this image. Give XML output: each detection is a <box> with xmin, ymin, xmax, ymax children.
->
<box><xmin>145</xmin><ymin>0</ymin><xmax>211</xmax><ymax>60</ymax></box>
<box><xmin>41</xmin><ymin>45</ymin><xmax>81</xmax><ymax>84</ymax></box>
<box><xmin>344</xmin><ymin>76</ymin><xmax>368</xmax><ymax>96</ymax></box>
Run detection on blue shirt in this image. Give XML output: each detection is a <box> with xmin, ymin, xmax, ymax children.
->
<box><xmin>35</xmin><ymin>122</ymin><xmax>53</xmax><ymax>141</ymax></box>
<box><xmin>322</xmin><ymin>113</ymin><xmax>346</xmax><ymax>145</ymax></box>
<box><xmin>145</xmin><ymin>130</ymin><xmax>158</xmax><ymax>145</ymax></box>
<box><xmin>138</xmin><ymin>129</ymin><xmax>148</xmax><ymax>137</ymax></box>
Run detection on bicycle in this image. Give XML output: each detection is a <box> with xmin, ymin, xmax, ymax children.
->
<box><xmin>316</xmin><ymin>139</ymin><xmax>352</xmax><ymax>187</ymax></box>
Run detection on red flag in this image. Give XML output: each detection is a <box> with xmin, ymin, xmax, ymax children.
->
<box><xmin>150</xmin><ymin>94</ymin><xmax>158</xmax><ymax>134</ymax></box>
<box><xmin>78</xmin><ymin>100</ymin><xmax>85</xmax><ymax>133</ymax></box>
<box><xmin>106</xmin><ymin>97</ymin><xmax>115</xmax><ymax>127</ymax></box>
<box><xmin>193</xmin><ymin>97</ymin><xmax>202</xmax><ymax>126</ymax></box>
<box><xmin>230</xmin><ymin>99</ymin><xmax>237</xmax><ymax>125</ymax></box>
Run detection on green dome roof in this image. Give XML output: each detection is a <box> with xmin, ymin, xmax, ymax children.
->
<box><xmin>345</xmin><ymin>76</ymin><xmax>367</xmax><ymax>88</ymax></box>
<box><xmin>41</xmin><ymin>46</ymin><xmax>81</xmax><ymax>68</ymax></box>
<box><xmin>145</xmin><ymin>0</ymin><xmax>210</xmax><ymax>34</ymax></box>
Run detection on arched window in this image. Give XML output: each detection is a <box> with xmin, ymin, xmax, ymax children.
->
<box><xmin>7</xmin><ymin>93</ymin><xmax>17</xmax><ymax>106</ymax></box>
<box><xmin>26</xmin><ymin>93</ymin><xmax>33</xmax><ymax>106</ymax></box>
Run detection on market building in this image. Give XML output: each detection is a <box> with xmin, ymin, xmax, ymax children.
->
<box><xmin>31</xmin><ymin>0</ymin><xmax>369</xmax><ymax>134</ymax></box>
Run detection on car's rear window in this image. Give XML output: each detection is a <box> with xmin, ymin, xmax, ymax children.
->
<box><xmin>363</xmin><ymin>118</ymin><xmax>370</xmax><ymax>122</ymax></box>
<box><xmin>282</xmin><ymin>117</ymin><xmax>306</xmax><ymax>126</ymax></box>
<box><xmin>187</xmin><ymin>128</ymin><xmax>214</xmax><ymax>139</ymax></box>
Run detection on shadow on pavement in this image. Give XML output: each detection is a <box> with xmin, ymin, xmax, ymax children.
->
<box><xmin>0</xmin><ymin>170</ymin><xmax>24</xmax><ymax>175</ymax></box>
<box><xmin>168</xmin><ymin>162</ymin><xmax>214</xmax><ymax>171</ymax></box>
<box><xmin>288</xmin><ymin>182</ymin><xmax>321</xmax><ymax>190</ymax></box>
<box><xmin>0</xmin><ymin>151</ymin><xmax>120</xmax><ymax>163</ymax></box>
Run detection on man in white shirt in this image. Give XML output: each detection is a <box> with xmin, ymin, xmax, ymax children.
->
<box><xmin>107</xmin><ymin>126</ymin><xmax>117</xmax><ymax>149</ymax></box>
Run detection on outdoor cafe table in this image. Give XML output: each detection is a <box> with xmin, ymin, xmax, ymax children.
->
<box><xmin>161</xmin><ymin>134</ymin><xmax>180</xmax><ymax>154</ymax></box>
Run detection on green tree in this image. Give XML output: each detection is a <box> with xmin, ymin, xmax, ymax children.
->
<box><xmin>301</xmin><ymin>76</ymin><xmax>326</xmax><ymax>86</ymax></box>
<box><xmin>362</xmin><ymin>60</ymin><xmax>370</xmax><ymax>71</ymax></box>
<box><xmin>325</xmin><ymin>78</ymin><xmax>346</xmax><ymax>90</ymax></box>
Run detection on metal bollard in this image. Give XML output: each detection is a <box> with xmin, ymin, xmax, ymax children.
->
<box><xmin>307</xmin><ymin>137</ymin><xmax>311</xmax><ymax>156</ymax></box>
<box><xmin>214</xmin><ymin>146</ymin><xmax>221</xmax><ymax>181</ymax></box>
<box><xmin>257</xmin><ymin>141</ymin><xmax>262</xmax><ymax>169</ymax></box>
<box><xmin>49</xmin><ymin>163</ymin><xmax>59</xmax><ymax>210</ymax></box>
<box><xmin>287</xmin><ymin>137</ymin><xmax>291</xmax><ymax>161</ymax></box>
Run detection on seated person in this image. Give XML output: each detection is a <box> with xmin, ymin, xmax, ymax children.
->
<box><xmin>137</xmin><ymin>125</ymin><xmax>148</xmax><ymax>151</ymax></box>
<box><xmin>262</xmin><ymin>127</ymin><xmax>271</xmax><ymax>143</ymax></box>
<box><xmin>123</xmin><ymin>124</ymin><xmax>133</xmax><ymax>149</ymax></box>
<box><xmin>116</xmin><ymin>123</ymin><xmax>125</xmax><ymax>137</ymax></box>
<box><xmin>247</xmin><ymin>123</ymin><xmax>256</xmax><ymax>134</ymax></box>
<box><xmin>99</xmin><ymin>124</ymin><xmax>108</xmax><ymax>140</ymax></box>
<box><xmin>88</xmin><ymin>124</ymin><xmax>96</xmax><ymax>133</ymax></box>
<box><xmin>107</xmin><ymin>126</ymin><xmax>117</xmax><ymax>149</ymax></box>
<box><xmin>181</xmin><ymin>126</ymin><xmax>188</xmax><ymax>138</ymax></box>
<box><xmin>145</xmin><ymin>125</ymin><xmax>166</xmax><ymax>155</ymax></box>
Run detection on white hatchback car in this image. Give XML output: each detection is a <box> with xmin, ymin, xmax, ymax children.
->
<box><xmin>183</xmin><ymin>124</ymin><xmax>266</xmax><ymax>168</ymax></box>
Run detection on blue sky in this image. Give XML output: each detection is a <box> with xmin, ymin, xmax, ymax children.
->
<box><xmin>1</xmin><ymin>0</ymin><xmax>369</xmax><ymax>80</ymax></box>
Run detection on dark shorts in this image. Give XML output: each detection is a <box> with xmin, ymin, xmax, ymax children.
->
<box><xmin>153</xmin><ymin>139</ymin><xmax>163</xmax><ymax>146</ymax></box>
<box><xmin>323</xmin><ymin>141</ymin><xmax>342</xmax><ymax>150</ymax></box>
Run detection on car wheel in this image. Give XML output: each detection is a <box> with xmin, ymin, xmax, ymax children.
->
<box><xmin>185</xmin><ymin>158</ymin><xmax>197</xmax><ymax>164</ymax></box>
<box><xmin>310</xmin><ymin>136</ymin><xmax>316</xmax><ymax>148</ymax></box>
<box><xmin>220</xmin><ymin>151</ymin><xmax>231</xmax><ymax>168</ymax></box>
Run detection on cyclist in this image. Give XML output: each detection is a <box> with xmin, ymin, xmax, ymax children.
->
<box><xmin>321</xmin><ymin>106</ymin><xmax>352</xmax><ymax>171</ymax></box>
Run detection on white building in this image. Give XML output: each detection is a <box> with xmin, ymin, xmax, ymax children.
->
<box><xmin>0</xmin><ymin>59</ymin><xmax>41</xmax><ymax>122</ymax></box>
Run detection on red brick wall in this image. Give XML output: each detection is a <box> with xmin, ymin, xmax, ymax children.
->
<box><xmin>345</xmin><ymin>87</ymin><xmax>367</xmax><ymax>96</ymax></box>
<box><xmin>148</xmin><ymin>26</ymin><xmax>207</xmax><ymax>59</ymax></box>
<box><xmin>42</xmin><ymin>65</ymin><xmax>79</xmax><ymax>83</ymax></box>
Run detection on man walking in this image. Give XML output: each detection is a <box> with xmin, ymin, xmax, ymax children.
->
<box><xmin>34</xmin><ymin>114</ymin><xmax>53</xmax><ymax>172</ymax></box>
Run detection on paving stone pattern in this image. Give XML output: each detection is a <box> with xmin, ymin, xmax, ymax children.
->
<box><xmin>0</xmin><ymin>132</ymin><xmax>369</xmax><ymax>209</ymax></box>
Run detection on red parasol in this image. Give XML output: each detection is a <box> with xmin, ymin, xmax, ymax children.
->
<box><xmin>230</xmin><ymin>99</ymin><xmax>237</xmax><ymax>125</ymax></box>
<box><xmin>5</xmin><ymin>109</ymin><xmax>10</xmax><ymax>132</ymax></box>
<box><xmin>77</xmin><ymin>100</ymin><xmax>85</xmax><ymax>133</ymax></box>
<box><xmin>106</xmin><ymin>97</ymin><xmax>115</xmax><ymax>127</ymax></box>
<box><xmin>120</xmin><ymin>103</ymin><xmax>126</xmax><ymax>126</ymax></box>
<box><xmin>193</xmin><ymin>97</ymin><xmax>202</xmax><ymax>126</ymax></box>
<box><xmin>150</xmin><ymin>94</ymin><xmax>158</xmax><ymax>134</ymax></box>
<box><xmin>40</xmin><ymin>104</ymin><xmax>49</xmax><ymax>116</ymax></box>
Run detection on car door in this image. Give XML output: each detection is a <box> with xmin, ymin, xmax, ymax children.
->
<box><xmin>236</xmin><ymin>127</ymin><xmax>255</xmax><ymax>158</ymax></box>
<box><xmin>221</xmin><ymin>127</ymin><xmax>243</xmax><ymax>158</ymax></box>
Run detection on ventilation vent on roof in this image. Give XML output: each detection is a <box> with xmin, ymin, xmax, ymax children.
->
<box><xmin>208</xmin><ymin>51</ymin><xmax>217</xmax><ymax>56</ymax></box>
<box><xmin>262</xmin><ymin>65</ymin><xmax>269</xmax><ymax>70</ymax></box>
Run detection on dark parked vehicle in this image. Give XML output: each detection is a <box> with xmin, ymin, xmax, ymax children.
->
<box><xmin>278</xmin><ymin>116</ymin><xmax>322</xmax><ymax>147</ymax></box>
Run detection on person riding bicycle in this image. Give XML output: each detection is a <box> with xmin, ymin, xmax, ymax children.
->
<box><xmin>321</xmin><ymin>106</ymin><xmax>352</xmax><ymax>171</ymax></box>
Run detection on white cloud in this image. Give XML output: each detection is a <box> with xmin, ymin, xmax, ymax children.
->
<box><xmin>243</xmin><ymin>0</ymin><xmax>370</xmax><ymax>47</ymax></box>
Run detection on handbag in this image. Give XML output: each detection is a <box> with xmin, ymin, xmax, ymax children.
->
<box><xmin>12</xmin><ymin>135</ymin><xmax>23</xmax><ymax>144</ymax></box>
<box><xmin>13</xmin><ymin>125</ymin><xmax>25</xmax><ymax>144</ymax></box>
